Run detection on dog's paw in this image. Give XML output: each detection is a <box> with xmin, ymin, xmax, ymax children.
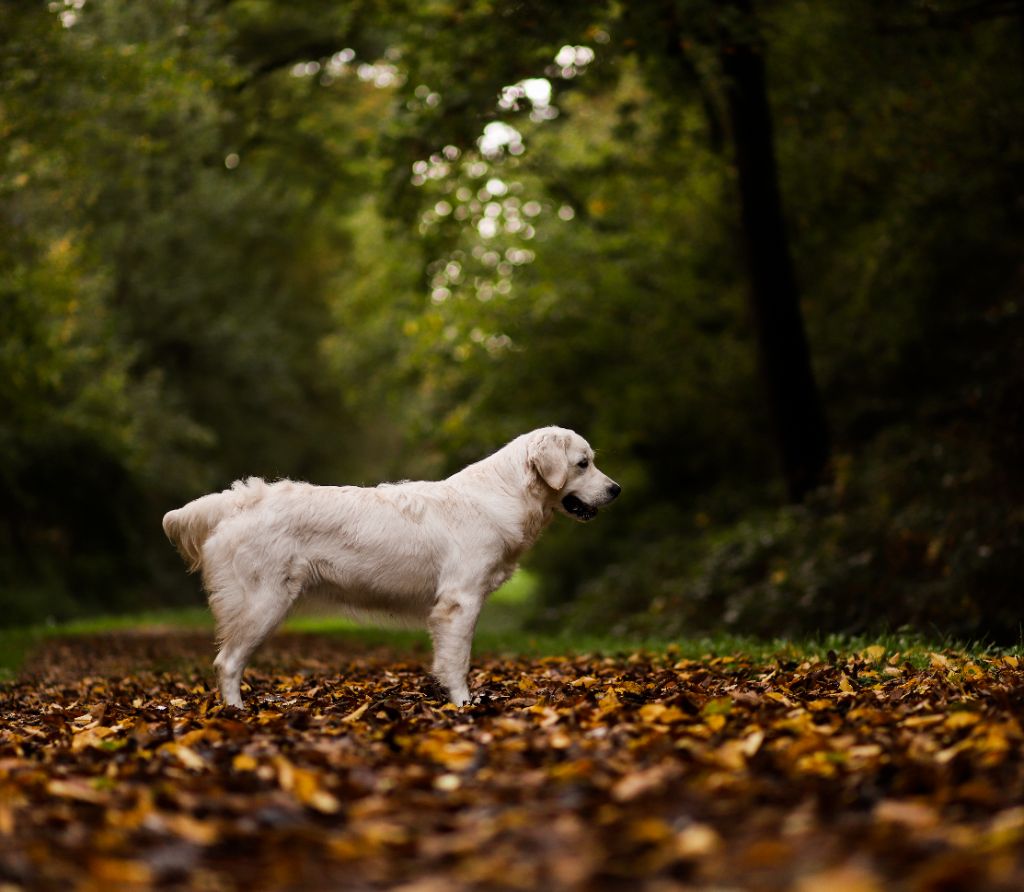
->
<box><xmin>445</xmin><ymin>686</ymin><xmax>472</xmax><ymax>707</ymax></box>
<box><xmin>450</xmin><ymin>690</ymin><xmax>490</xmax><ymax>708</ymax></box>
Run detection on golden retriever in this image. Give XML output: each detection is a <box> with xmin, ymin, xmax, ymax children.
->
<box><xmin>162</xmin><ymin>427</ymin><xmax>620</xmax><ymax>707</ymax></box>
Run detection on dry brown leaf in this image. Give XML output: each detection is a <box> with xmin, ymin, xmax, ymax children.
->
<box><xmin>5</xmin><ymin>632</ymin><xmax>1024</xmax><ymax>892</ymax></box>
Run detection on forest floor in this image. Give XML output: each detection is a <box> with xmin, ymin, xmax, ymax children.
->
<box><xmin>2</xmin><ymin>630</ymin><xmax>1024</xmax><ymax>891</ymax></box>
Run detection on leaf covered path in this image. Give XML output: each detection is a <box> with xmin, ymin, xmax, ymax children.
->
<box><xmin>2</xmin><ymin>633</ymin><xmax>1024</xmax><ymax>891</ymax></box>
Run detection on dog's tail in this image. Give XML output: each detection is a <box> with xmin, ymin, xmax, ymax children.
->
<box><xmin>162</xmin><ymin>477</ymin><xmax>269</xmax><ymax>572</ymax></box>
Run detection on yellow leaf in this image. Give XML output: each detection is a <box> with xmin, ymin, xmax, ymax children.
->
<box><xmin>706</xmin><ymin>714</ymin><xmax>727</xmax><ymax>733</ymax></box>
<box><xmin>359</xmin><ymin>819</ymin><xmax>409</xmax><ymax>846</ymax></box>
<box><xmin>640</xmin><ymin>701</ymin><xmax>683</xmax><ymax>723</ymax></box>
<box><xmin>945</xmin><ymin>711</ymin><xmax>980</xmax><ymax>731</ymax></box>
<box><xmin>47</xmin><ymin>779</ymin><xmax>108</xmax><ymax>804</ymax></box>
<box><xmin>232</xmin><ymin>753</ymin><xmax>258</xmax><ymax>772</ymax></box>
<box><xmin>639</xmin><ymin>703</ymin><xmax>667</xmax><ymax>723</ymax></box>
<box><xmin>307</xmin><ymin>789</ymin><xmax>342</xmax><ymax>814</ymax></box>
<box><xmin>162</xmin><ymin>813</ymin><xmax>220</xmax><ymax>846</ymax></box>
<box><xmin>549</xmin><ymin>730</ymin><xmax>572</xmax><ymax>749</ymax></box>
<box><xmin>838</xmin><ymin>674</ymin><xmax>855</xmax><ymax>693</ymax></box>
<box><xmin>977</xmin><ymin>723</ymin><xmax>1015</xmax><ymax>756</ymax></box>
<box><xmin>795</xmin><ymin>751</ymin><xmax>839</xmax><ymax>778</ymax></box>
<box><xmin>166</xmin><ymin>743</ymin><xmax>205</xmax><ymax>771</ymax></box>
<box><xmin>570</xmin><ymin>675</ymin><xmax>600</xmax><ymax>688</ymax></box>
<box><xmin>988</xmin><ymin>807</ymin><xmax>1024</xmax><ymax>848</ymax></box>
<box><xmin>416</xmin><ymin>731</ymin><xmax>477</xmax><ymax>770</ymax></box>
<box><xmin>864</xmin><ymin>645</ymin><xmax>886</xmax><ymax>662</ymax></box>
<box><xmin>962</xmin><ymin>662</ymin><xmax>984</xmax><ymax>680</ymax></box>
<box><xmin>935</xmin><ymin>740</ymin><xmax>971</xmax><ymax>765</ymax></box>
<box><xmin>795</xmin><ymin>863</ymin><xmax>883</xmax><ymax>892</ymax></box>
<box><xmin>597</xmin><ymin>687</ymin><xmax>622</xmax><ymax>714</ymax></box>
<box><xmin>275</xmin><ymin>757</ymin><xmax>341</xmax><ymax>813</ymax></box>
<box><xmin>701</xmin><ymin>697</ymin><xmax>733</xmax><ymax>717</ymax></box>
<box><xmin>714</xmin><ymin>739</ymin><xmax>747</xmax><ymax>771</ymax></box>
<box><xmin>674</xmin><ymin>823</ymin><xmax>722</xmax><ymax>858</ymax></box>
<box><xmin>611</xmin><ymin>765</ymin><xmax>675</xmax><ymax>802</ymax></box>
<box><xmin>71</xmin><ymin>726</ymin><xmax>115</xmax><ymax>752</ymax></box>
<box><xmin>741</xmin><ymin>728</ymin><xmax>765</xmax><ymax>757</ymax></box>
<box><xmin>847</xmin><ymin>744</ymin><xmax>883</xmax><ymax>760</ymax></box>
<box><xmin>341</xmin><ymin>701</ymin><xmax>370</xmax><ymax>723</ymax></box>
<box><xmin>658</xmin><ymin>706</ymin><xmax>687</xmax><ymax>724</ymax></box>
<box><xmin>548</xmin><ymin>759</ymin><xmax>594</xmax><ymax>781</ymax></box>
<box><xmin>178</xmin><ymin>726</ymin><xmax>222</xmax><ymax>746</ymax></box>
<box><xmin>88</xmin><ymin>857</ymin><xmax>153</xmax><ymax>885</ymax></box>
<box><xmin>433</xmin><ymin>773</ymin><xmax>461</xmax><ymax>792</ymax></box>
<box><xmin>628</xmin><ymin>817</ymin><xmax>672</xmax><ymax>843</ymax></box>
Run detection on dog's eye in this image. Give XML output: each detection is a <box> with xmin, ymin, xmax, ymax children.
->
<box><xmin>577</xmin><ymin>458</ymin><xmax>589</xmax><ymax>469</ymax></box>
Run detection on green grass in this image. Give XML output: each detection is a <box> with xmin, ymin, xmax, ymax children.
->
<box><xmin>0</xmin><ymin>627</ymin><xmax>45</xmax><ymax>677</ymax></box>
<box><xmin>55</xmin><ymin>607</ymin><xmax>213</xmax><ymax>634</ymax></box>
<box><xmin>0</xmin><ymin>607</ymin><xmax>215</xmax><ymax>678</ymax></box>
<box><xmin>3</xmin><ymin>569</ymin><xmax>1021</xmax><ymax>679</ymax></box>
<box><xmin>0</xmin><ymin>572</ymin><xmax>541</xmax><ymax>677</ymax></box>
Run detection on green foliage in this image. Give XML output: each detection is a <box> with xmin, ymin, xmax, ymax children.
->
<box><xmin>1</xmin><ymin>0</ymin><xmax>1022</xmax><ymax>638</ymax></box>
<box><xmin>556</xmin><ymin>420</ymin><xmax>1024</xmax><ymax>643</ymax></box>
<box><xmin>0</xmin><ymin>1</ymin><xmax>386</xmax><ymax>620</ymax></box>
<box><xmin>351</xmin><ymin>0</ymin><xmax>1024</xmax><ymax>640</ymax></box>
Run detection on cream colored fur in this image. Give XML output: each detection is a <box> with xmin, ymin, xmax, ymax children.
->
<box><xmin>162</xmin><ymin>427</ymin><xmax>620</xmax><ymax>707</ymax></box>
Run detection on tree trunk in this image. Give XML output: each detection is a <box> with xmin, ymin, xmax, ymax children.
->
<box><xmin>719</xmin><ymin>0</ymin><xmax>830</xmax><ymax>501</ymax></box>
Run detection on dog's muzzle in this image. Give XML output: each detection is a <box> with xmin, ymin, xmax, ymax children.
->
<box><xmin>561</xmin><ymin>482</ymin><xmax>621</xmax><ymax>522</ymax></box>
<box><xmin>561</xmin><ymin>494</ymin><xmax>598</xmax><ymax>521</ymax></box>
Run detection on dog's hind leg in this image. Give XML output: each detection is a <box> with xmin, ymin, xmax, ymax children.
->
<box><xmin>427</xmin><ymin>590</ymin><xmax>483</xmax><ymax>706</ymax></box>
<box><xmin>210</xmin><ymin>582</ymin><xmax>294</xmax><ymax>707</ymax></box>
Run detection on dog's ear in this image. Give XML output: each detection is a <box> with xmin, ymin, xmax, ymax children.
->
<box><xmin>528</xmin><ymin>431</ymin><xmax>569</xmax><ymax>491</ymax></box>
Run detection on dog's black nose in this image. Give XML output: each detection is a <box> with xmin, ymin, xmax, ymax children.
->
<box><xmin>608</xmin><ymin>482</ymin><xmax>621</xmax><ymax>499</ymax></box>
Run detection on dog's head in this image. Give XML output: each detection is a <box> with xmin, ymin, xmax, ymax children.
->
<box><xmin>526</xmin><ymin>427</ymin><xmax>621</xmax><ymax>522</ymax></box>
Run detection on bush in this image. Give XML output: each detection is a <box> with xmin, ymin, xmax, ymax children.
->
<box><xmin>544</xmin><ymin>424</ymin><xmax>1024</xmax><ymax>644</ymax></box>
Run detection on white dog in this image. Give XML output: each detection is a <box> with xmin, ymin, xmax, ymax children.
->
<box><xmin>162</xmin><ymin>427</ymin><xmax>620</xmax><ymax>707</ymax></box>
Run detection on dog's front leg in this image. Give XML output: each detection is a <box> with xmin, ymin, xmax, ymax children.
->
<box><xmin>427</xmin><ymin>590</ymin><xmax>483</xmax><ymax>706</ymax></box>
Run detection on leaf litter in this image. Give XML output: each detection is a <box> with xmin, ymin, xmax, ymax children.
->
<box><xmin>2</xmin><ymin>633</ymin><xmax>1024</xmax><ymax>890</ymax></box>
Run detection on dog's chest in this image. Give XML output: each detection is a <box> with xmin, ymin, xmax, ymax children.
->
<box><xmin>487</xmin><ymin>562</ymin><xmax>517</xmax><ymax>594</ymax></box>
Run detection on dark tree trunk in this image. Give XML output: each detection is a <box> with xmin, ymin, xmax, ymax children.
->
<box><xmin>719</xmin><ymin>0</ymin><xmax>830</xmax><ymax>502</ymax></box>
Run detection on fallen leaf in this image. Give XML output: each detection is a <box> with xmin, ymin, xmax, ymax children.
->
<box><xmin>675</xmin><ymin>823</ymin><xmax>722</xmax><ymax>858</ymax></box>
<box><xmin>874</xmin><ymin>799</ymin><xmax>940</xmax><ymax>829</ymax></box>
<box><xmin>7</xmin><ymin>632</ymin><xmax>1024</xmax><ymax>891</ymax></box>
<box><xmin>342</xmin><ymin>700</ymin><xmax>371</xmax><ymax>723</ymax></box>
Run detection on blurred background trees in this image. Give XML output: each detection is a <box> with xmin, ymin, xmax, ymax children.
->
<box><xmin>2</xmin><ymin>0</ymin><xmax>1022</xmax><ymax>639</ymax></box>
